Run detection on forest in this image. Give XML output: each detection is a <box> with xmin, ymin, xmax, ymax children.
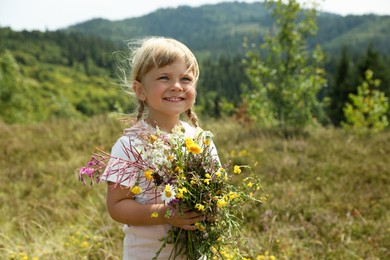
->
<box><xmin>1</xmin><ymin>1</ymin><xmax>390</xmax><ymax>127</ymax></box>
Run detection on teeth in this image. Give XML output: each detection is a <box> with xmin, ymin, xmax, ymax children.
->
<box><xmin>165</xmin><ymin>97</ymin><xmax>183</xmax><ymax>101</ymax></box>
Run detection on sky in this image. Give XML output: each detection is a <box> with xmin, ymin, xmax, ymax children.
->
<box><xmin>1</xmin><ymin>0</ymin><xmax>390</xmax><ymax>31</ymax></box>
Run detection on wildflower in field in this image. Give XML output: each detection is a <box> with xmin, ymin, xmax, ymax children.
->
<box><xmin>81</xmin><ymin>241</ymin><xmax>89</xmax><ymax>248</ymax></box>
<box><xmin>256</xmin><ymin>250</ymin><xmax>276</xmax><ymax>260</ymax></box>
<box><xmin>233</xmin><ymin>165</ymin><xmax>241</xmax><ymax>174</ymax></box>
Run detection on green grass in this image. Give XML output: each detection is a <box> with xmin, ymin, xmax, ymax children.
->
<box><xmin>0</xmin><ymin>116</ymin><xmax>389</xmax><ymax>259</ymax></box>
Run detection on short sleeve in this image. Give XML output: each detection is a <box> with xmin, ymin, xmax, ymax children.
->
<box><xmin>100</xmin><ymin>136</ymin><xmax>137</xmax><ymax>187</ymax></box>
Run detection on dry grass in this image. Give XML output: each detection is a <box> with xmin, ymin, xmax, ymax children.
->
<box><xmin>0</xmin><ymin>116</ymin><xmax>389</xmax><ymax>259</ymax></box>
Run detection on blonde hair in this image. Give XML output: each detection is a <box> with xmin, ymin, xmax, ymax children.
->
<box><xmin>126</xmin><ymin>37</ymin><xmax>199</xmax><ymax>127</ymax></box>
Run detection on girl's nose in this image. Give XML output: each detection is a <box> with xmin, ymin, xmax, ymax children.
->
<box><xmin>171</xmin><ymin>81</ymin><xmax>183</xmax><ymax>91</ymax></box>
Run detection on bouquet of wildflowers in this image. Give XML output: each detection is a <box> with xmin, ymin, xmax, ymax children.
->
<box><xmin>79</xmin><ymin>124</ymin><xmax>263</xmax><ymax>259</ymax></box>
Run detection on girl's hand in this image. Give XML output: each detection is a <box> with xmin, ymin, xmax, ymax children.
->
<box><xmin>164</xmin><ymin>208</ymin><xmax>205</xmax><ymax>230</ymax></box>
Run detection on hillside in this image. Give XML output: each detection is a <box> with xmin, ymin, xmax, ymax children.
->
<box><xmin>65</xmin><ymin>2</ymin><xmax>390</xmax><ymax>56</ymax></box>
<box><xmin>1</xmin><ymin>2</ymin><xmax>390</xmax><ymax>125</ymax></box>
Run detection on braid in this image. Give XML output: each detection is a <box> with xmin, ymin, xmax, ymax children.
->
<box><xmin>137</xmin><ymin>101</ymin><xmax>145</xmax><ymax>121</ymax></box>
<box><xmin>186</xmin><ymin>108</ymin><xmax>198</xmax><ymax>127</ymax></box>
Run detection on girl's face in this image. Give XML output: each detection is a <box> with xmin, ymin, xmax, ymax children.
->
<box><xmin>134</xmin><ymin>60</ymin><xmax>196</xmax><ymax>123</ymax></box>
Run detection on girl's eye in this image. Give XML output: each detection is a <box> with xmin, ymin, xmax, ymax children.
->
<box><xmin>181</xmin><ymin>77</ymin><xmax>192</xmax><ymax>82</ymax></box>
<box><xmin>158</xmin><ymin>76</ymin><xmax>169</xmax><ymax>80</ymax></box>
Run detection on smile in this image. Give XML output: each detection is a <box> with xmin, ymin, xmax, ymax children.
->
<box><xmin>163</xmin><ymin>97</ymin><xmax>184</xmax><ymax>101</ymax></box>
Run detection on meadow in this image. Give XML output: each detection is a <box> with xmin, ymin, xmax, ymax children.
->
<box><xmin>0</xmin><ymin>115</ymin><xmax>389</xmax><ymax>259</ymax></box>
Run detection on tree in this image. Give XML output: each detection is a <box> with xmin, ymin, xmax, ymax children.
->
<box><xmin>327</xmin><ymin>46</ymin><xmax>356</xmax><ymax>126</ymax></box>
<box><xmin>0</xmin><ymin>50</ymin><xmax>36</xmax><ymax>123</ymax></box>
<box><xmin>242</xmin><ymin>0</ymin><xmax>326</xmax><ymax>130</ymax></box>
<box><xmin>342</xmin><ymin>70</ymin><xmax>389</xmax><ymax>134</ymax></box>
<box><xmin>357</xmin><ymin>44</ymin><xmax>390</xmax><ymax>101</ymax></box>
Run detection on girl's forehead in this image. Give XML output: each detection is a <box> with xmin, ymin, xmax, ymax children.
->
<box><xmin>154</xmin><ymin>61</ymin><xmax>193</xmax><ymax>73</ymax></box>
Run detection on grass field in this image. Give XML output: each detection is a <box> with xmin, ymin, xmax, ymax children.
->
<box><xmin>0</xmin><ymin>115</ymin><xmax>389</xmax><ymax>259</ymax></box>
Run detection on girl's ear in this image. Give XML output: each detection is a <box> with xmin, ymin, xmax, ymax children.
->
<box><xmin>133</xmin><ymin>81</ymin><xmax>146</xmax><ymax>101</ymax></box>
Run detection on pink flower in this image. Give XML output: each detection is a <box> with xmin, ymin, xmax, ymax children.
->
<box><xmin>79</xmin><ymin>167</ymin><xmax>94</xmax><ymax>177</ymax></box>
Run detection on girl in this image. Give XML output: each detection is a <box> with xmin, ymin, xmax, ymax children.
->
<box><xmin>101</xmin><ymin>37</ymin><xmax>219</xmax><ymax>259</ymax></box>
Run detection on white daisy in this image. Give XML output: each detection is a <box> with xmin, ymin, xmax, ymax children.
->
<box><xmin>161</xmin><ymin>184</ymin><xmax>176</xmax><ymax>204</ymax></box>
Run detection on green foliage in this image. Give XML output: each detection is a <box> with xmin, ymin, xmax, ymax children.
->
<box><xmin>243</xmin><ymin>0</ymin><xmax>326</xmax><ymax>130</ymax></box>
<box><xmin>342</xmin><ymin>70</ymin><xmax>389</xmax><ymax>134</ymax></box>
<box><xmin>0</xmin><ymin>50</ymin><xmax>40</xmax><ymax>123</ymax></box>
<box><xmin>197</xmin><ymin>55</ymin><xmax>249</xmax><ymax>118</ymax></box>
<box><xmin>1</xmin><ymin>3</ymin><xmax>390</xmax><ymax>125</ymax></box>
<box><xmin>1</xmin><ymin>117</ymin><xmax>389</xmax><ymax>258</ymax></box>
<box><xmin>0</xmin><ymin>28</ymin><xmax>137</xmax><ymax>124</ymax></box>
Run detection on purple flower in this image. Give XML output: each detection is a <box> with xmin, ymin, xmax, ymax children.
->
<box><xmin>79</xmin><ymin>167</ymin><xmax>94</xmax><ymax>177</ymax></box>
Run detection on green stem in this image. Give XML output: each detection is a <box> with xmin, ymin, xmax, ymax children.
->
<box><xmin>168</xmin><ymin>228</ymin><xmax>183</xmax><ymax>260</ymax></box>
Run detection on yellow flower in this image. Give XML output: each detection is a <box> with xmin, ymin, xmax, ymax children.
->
<box><xmin>204</xmin><ymin>178</ymin><xmax>211</xmax><ymax>185</ymax></box>
<box><xmin>215</xmin><ymin>171</ymin><xmax>221</xmax><ymax>178</ymax></box>
<box><xmin>247</xmin><ymin>181</ymin><xmax>253</xmax><ymax>187</ymax></box>
<box><xmin>233</xmin><ymin>165</ymin><xmax>241</xmax><ymax>174</ymax></box>
<box><xmin>203</xmin><ymin>139</ymin><xmax>210</xmax><ymax>146</ymax></box>
<box><xmin>149</xmin><ymin>134</ymin><xmax>157</xmax><ymax>142</ymax></box>
<box><xmin>185</xmin><ymin>137</ymin><xmax>194</xmax><ymax>148</ymax></box>
<box><xmin>151</xmin><ymin>212</ymin><xmax>159</xmax><ymax>218</ymax></box>
<box><xmin>195</xmin><ymin>203</ymin><xmax>205</xmax><ymax>211</ymax></box>
<box><xmin>144</xmin><ymin>169</ymin><xmax>154</xmax><ymax>180</ymax></box>
<box><xmin>190</xmin><ymin>179</ymin><xmax>197</xmax><ymax>185</ymax></box>
<box><xmin>175</xmin><ymin>165</ymin><xmax>183</xmax><ymax>173</ymax></box>
<box><xmin>131</xmin><ymin>185</ymin><xmax>142</xmax><ymax>195</ymax></box>
<box><xmin>185</xmin><ymin>137</ymin><xmax>202</xmax><ymax>154</ymax></box>
<box><xmin>81</xmin><ymin>241</ymin><xmax>89</xmax><ymax>248</ymax></box>
<box><xmin>189</xmin><ymin>143</ymin><xmax>202</xmax><ymax>154</ymax></box>
<box><xmin>228</xmin><ymin>192</ymin><xmax>240</xmax><ymax>200</ymax></box>
<box><xmin>176</xmin><ymin>187</ymin><xmax>188</xmax><ymax>199</ymax></box>
<box><xmin>194</xmin><ymin>222</ymin><xmax>206</xmax><ymax>231</ymax></box>
<box><xmin>165</xmin><ymin>185</ymin><xmax>172</xmax><ymax>197</ymax></box>
<box><xmin>217</xmin><ymin>199</ymin><xmax>228</xmax><ymax>208</ymax></box>
<box><xmin>179</xmin><ymin>187</ymin><xmax>188</xmax><ymax>194</ymax></box>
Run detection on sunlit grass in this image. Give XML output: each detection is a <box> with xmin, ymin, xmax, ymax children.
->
<box><xmin>1</xmin><ymin>116</ymin><xmax>389</xmax><ymax>259</ymax></box>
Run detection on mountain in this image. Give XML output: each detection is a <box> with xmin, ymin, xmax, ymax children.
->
<box><xmin>1</xmin><ymin>2</ymin><xmax>390</xmax><ymax>124</ymax></box>
<box><xmin>64</xmin><ymin>2</ymin><xmax>390</xmax><ymax>57</ymax></box>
